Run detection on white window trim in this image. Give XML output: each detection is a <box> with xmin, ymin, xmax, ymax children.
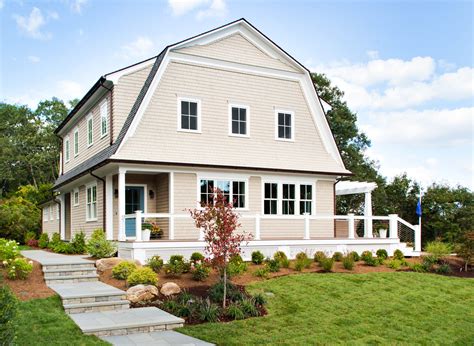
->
<box><xmin>100</xmin><ymin>101</ymin><xmax>109</xmax><ymax>138</ymax></box>
<box><xmin>49</xmin><ymin>204</ymin><xmax>54</xmax><ymax>221</ymax></box>
<box><xmin>64</xmin><ymin>136</ymin><xmax>70</xmax><ymax>163</ymax></box>
<box><xmin>87</xmin><ymin>113</ymin><xmax>94</xmax><ymax>147</ymax></box>
<box><xmin>56</xmin><ymin>204</ymin><xmax>60</xmax><ymax>220</ymax></box>
<box><xmin>299</xmin><ymin>184</ymin><xmax>313</xmax><ymax>215</ymax></box>
<box><xmin>274</xmin><ymin>109</ymin><xmax>295</xmax><ymax>142</ymax></box>
<box><xmin>73</xmin><ymin>127</ymin><xmax>79</xmax><ymax>157</ymax></box>
<box><xmin>73</xmin><ymin>188</ymin><xmax>80</xmax><ymax>207</ymax></box>
<box><xmin>43</xmin><ymin>208</ymin><xmax>48</xmax><ymax>222</ymax></box>
<box><xmin>261</xmin><ymin>180</ymin><xmax>315</xmax><ymax>216</ymax></box>
<box><xmin>196</xmin><ymin>176</ymin><xmax>249</xmax><ymax>211</ymax></box>
<box><xmin>228</xmin><ymin>103</ymin><xmax>250</xmax><ymax>138</ymax></box>
<box><xmin>177</xmin><ymin>97</ymin><xmax>202</xmax><ymax>133</ymax></box>
<box><xmin>86</xmin><ymin>182</ymin><xmax>98</xmax><ymax>222</ymax></box>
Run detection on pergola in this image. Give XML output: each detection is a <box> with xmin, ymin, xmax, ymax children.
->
<box><xmin>335</xmin><ymin>181</ymin><xmax>378</xmax><ymax>236</ymax></box>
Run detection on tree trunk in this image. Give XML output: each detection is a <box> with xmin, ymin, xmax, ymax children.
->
<box><xmin>223</xmin><ymin>265</ymin><xmax>227</xmax><ymax>309</ymax></box>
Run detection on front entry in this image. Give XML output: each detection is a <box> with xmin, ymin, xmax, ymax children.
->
<box><xmin>125</xmin><ymin>186</ymin><xmax>145</xmax><ymax>237</ymax></box>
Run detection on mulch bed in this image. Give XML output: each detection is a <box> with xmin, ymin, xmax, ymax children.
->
<box><xmin>443</xmin><ymin>256</ymin><xmax>474</xmax><ymax>278</ymax></box>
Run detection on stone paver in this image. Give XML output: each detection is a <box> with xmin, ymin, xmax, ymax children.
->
<box><xmin>48</xmin><ymin>281</ymin><xmax>125</xmax><ymax>299</ymax></box>
<box><xmin>21</xmin><ymin>250</ymin><xmax>93</xmax><ymax>265</ymax></box>
<box><xmin>101</xmin><ymin>330</ymin><xmax>214</xmax><ymax>346</ymax></box>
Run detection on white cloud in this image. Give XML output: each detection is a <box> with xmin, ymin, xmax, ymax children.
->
<box><xmin>27</xmin><ymin>55</ymin><xmax>40</xmax><ymax>63</ymax></box>
<box><xmin>71</xmin><ymin>0</ymin><xmax>88</xmax><ymax>14</ymax></box>
<box><xmin>168</xmin><ymin>0</ymin><xmax>227</xmax><ymax>19</ymax></box>
<box><xmin>0</xmin><ymin>0</ymin><xmax>4</xmax><ymax>10</ymax></box>
<box><xmin>13</xmin><ymin>7</ymin><xmax>52</xmax><ymax>40</ymax></box>
<box><xmin>120</xmin><ymin>36</ymin><xmax>154</xmax><ymax>59</ymax></box>
<box><xmin>48</xmin><ymin>11</ymin><xmax>59</xmax><ymax>20</ymax></box>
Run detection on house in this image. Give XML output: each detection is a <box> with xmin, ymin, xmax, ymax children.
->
<box><xmin>43</xmin><ymin>19</ymin><xmax>421</xmax><ymax>262</ymax></box>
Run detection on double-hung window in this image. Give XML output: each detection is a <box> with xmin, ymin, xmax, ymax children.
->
<box><xmin>276</xmin><ymin>110</ymin><xmax>294</xmax><ymax>140</ymax></box>
<box><xmin>44</xmin><ymin>208</ymin><xmax>48</xmax><ymax>221</ymax></box>
<box><xmin>86</xmin><ymin>184</ymin><xmax>97</xmax><ymax>221</ymax></box>
<box><xmin>87</xmin><ymin>114</ymin><xmax>93</xmax><ymax>147</ymax></box>
<box><xmin>74</xmin><ymin>128</ymin><xmax>79</xmax><ymax>156</ymax></box>
<box><xmin>100</xmin><ymin>102</ymin><xmax>108</xmax><ymax>137</ymax></box>
<box><xmin>64</xmin><ymin>137</ymin><xmax>70</xmax><ymax>162</ymax></box>
<box><xmin>73</xmin><ymin>188</ymin><xmax>79</xmax><ymax>206</ymax></box>
<box><xmin>264</xmin><ymin>183</ymin><xmax>278</xmax><ymax>215</ymax></box>
<box><xmin>300</xmin><ymin>185</ymin><xmax>312</xmax><ymax>215</ymax></box>
<box><xmin>49</xmin><ymin>205</ymin><xmax>54</xmax><ymax>221</ymax></box>
<box><xmin>229</xmin><ymin>105</ymin><xmax>249</xmax><ymax>137</ymax></box>
<box><xmin>199</xmin><ymin>179</ymin><xmax>246</xmax><ymax>208</ymax></box>
<box><xmin>282</xmin><ymin>184</ymin><xmax>295</xmax><ymax>215</ymax></box>
<box><xmin>56</xmin><ymin>205</ymin><xmax>60</xmax><ymax>219</ymax></box>
<box><xmin>179</xmin><ymin>98</ymin><xmax>200</xmax><ymax>132</ymax></box>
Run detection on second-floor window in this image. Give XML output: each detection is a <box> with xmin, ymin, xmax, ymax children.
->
<box><xmin>276</xmin><ymin>110</ymin><xmax>294</xmax><ymax>140</ymax></box>
<box><xmin>65</xmin><ymin>137</ymin><xmax>70</xmax><ymax>162</ymax></box>
<box><xmin>74</xmin><ymin>128</ymin><xmax>79</xmax><ymax>156</ymax></box>
<box><xmin>179</xmin><ymin>98</ymin><xmax>200</xmax><ymax>132</ymax></box>
<box><xmin>229</xmin><ymin>105</ymin><xmax>249</xmax><ymax>137</ymax></box>
<box><xmin>87</xmin><ymin>115</ymin><xmax>93</xmax><ymax>147</ymax></box>
<box><xmin>100</xmin><ymin>102</ymin><xmax>108</xmax><ymax>137</ymax></box>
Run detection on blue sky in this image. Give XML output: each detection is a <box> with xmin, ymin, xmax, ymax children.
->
<box><xmin>1</xmin><ymin>0</ymin><xmax>473</xmax><ymax>189</ymax></box>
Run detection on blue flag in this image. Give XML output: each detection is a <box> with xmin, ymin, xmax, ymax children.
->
<box><xmin>416</xmin><ymin>200</ymin><xmax>422</xmax><ymax>217</ymax></box>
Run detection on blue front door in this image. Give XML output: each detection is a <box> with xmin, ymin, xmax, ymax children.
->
<box><xmin>125</xmin><ymin>186</ymin><xmax>145</xmax><ymax>237</ymax></box>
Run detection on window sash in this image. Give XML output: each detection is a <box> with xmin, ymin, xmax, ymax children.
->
<box><xmin>65</xmin><ymin>139</ymin><xmax>70</xmax><ymax>162</ymax></box>
<box><xmin>49</xmin><ymin>205</ymin><xmax>54</xmax><ymax>221</ymax></box>
<box><xmin>74</xmin><ymin>130</ymin><xmax>79</xmax><ymax>156</ymax></box>
<box><xmin>199</xmin><ymin>179</ymin><xmax>246</xmax><ymax>208</ymax></box>
<box><xmin>180</xmin><ymin>100</ymin><xmax>198</xmax><ymax>131</ymax></box>
<box><xmin>264</xmin><ymin>183</ymin><xmax>278</xmax><ymax>215</ymax></box>
<box><xmin>300</xmin><ymin>185</ymin><xmax>312</xmax><ymax>215</ymax></box>
<box><xmin>100</xmin><ymin>103</ymin><xmax>108</xmax><ymax>136</ymax></box>
<box><xmin>277</xmin><ymin>112</ymin><xmax>292</xmax><ymax>139</ymax></box>
<box><xmin>282</xmin><ymin>184</ymin><xmax>295</xmax><ymax>215</ymax></box>
<box><xmin>87</xmin><ymin>117</ymin><xmax>93</xmax><ymax>146</ymax></box>
<box><xmin>231</xmin><ymin>107</ymin><xmax>247</xmax><ymax>135</ymax></box>
<box><xmin>86</xmin><ymin>186</ymin><xmax>97</xmax><ymax>220</ymax></box>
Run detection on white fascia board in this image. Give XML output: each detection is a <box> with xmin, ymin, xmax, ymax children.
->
<box><xmin>105</xmin><ymin>58</ymin><xmax>155</xmax><ymax>84</ymax></box>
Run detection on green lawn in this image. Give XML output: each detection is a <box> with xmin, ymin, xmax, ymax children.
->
<box><xmin>180</xmin><ymin>272</ymin><xmax>474</xmax><ymax>345</ymax></box>
<box><xmin>14</xmin><ymin>295</ymin><xmax>108</xmax><ymax>345</ymax></box>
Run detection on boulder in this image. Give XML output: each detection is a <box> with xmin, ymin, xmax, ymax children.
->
<box><xmin>160</xmin><ymin>282</ymin><xmax>181</xmax><ymax>296</ymax></box>
<box><xmin>96</xmin><ymin>258</ymin><xmax>141</xmax><ymax>272</ymax></box>
<box><xmin>126</xmin><ymin>284</ymin><xmax>159</xmax><ymax>303</ymax></box>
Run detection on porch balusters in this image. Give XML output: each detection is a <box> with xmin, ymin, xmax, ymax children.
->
<box><xmin>389</xmin><ymin>214</ymin><xmax>399</xmax><ymax>239</ymax></box>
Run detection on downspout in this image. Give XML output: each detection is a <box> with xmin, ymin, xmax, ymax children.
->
<box><xmin>90</xmin><ymin>171</ymin><xmax>106</xmax><ymax>231</ymax></box>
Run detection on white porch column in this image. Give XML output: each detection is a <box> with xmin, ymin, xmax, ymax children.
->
<box><xmin>105</xmin><ymin>174</ymin><xmax>114</xmax><ymax>240</ymax></box>
<box><xmin>118</xmin><ymin>168</ymin><xmax>126</xmax><ymax>241</ymax></box>
<box><xmin>135</xmin><ymin>210</ymin><xmax>142</xmax><ymax>241</ymax></box>
<box><xmin>347</xmin><ymin>213</ymin><xmax>355</xmax><ymax>239</ymax></box>
<box><xmin>255</xmin><ymin>214</ymin><xmax>261</xmax><ymax>240</ymax></box>
<box><xmin>389</xmin><ymin>214</ymin><xmax>399</xmax><ymax>239</ymax></box>
<box><xmin>59</xmin><ymin>194</ymin><xmax>65</xmax><ymax>240</ymax></box>
<box><xmin>364</xmin><ymin>192</ymin><xmax>373</xmax><ymax>238</ymax></box>
<box><xmin>414</xmin><ymin>224</ymin><xmax>422</xmax><ymax>252</ymax></box>
<box><xmin>168</xmin><ymin>172</ymin><xmax>175</xmax><ymax>240</ymax></box>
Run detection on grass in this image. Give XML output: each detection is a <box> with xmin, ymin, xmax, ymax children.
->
<box><xmin>18</xmin><ymin>245</ymin><xmax>31</xmax><ymax>250</ymax></box>
<box><xmin>14</xmin><ymin>295</ymin><xmax>108</xmax><ymax>345</ymax></box>
<box><xmin>180</xmin><ymin>272</ymin><xmax>474</xmax><ymax>345</ymax></box>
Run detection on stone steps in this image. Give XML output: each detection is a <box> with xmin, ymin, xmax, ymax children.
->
<box><xmin>101</xmin><ymin>330</ymin><xmax>214</xmax><ymax>345</ymax></box>
<box><xmin>42</xmin><ymin>263</ymin><xmax>96</xmax><ymax>271</ymax></box>
<box><xmin>69</xmin><ymin>307</ymin><xmax>185</xmax><ymax>337</ymax></box>
<box><xmin>43</xmin><ymin>267</ymin><xmax>97</xmax><ymax>278</ymax></box>
<box><xmin>64</xmin><ymin>300</ymin><xmax>130</xmax><ymax>314</ymax></box>
<box><xmin>45</xmin><ymin>273</ymin><xmax>99</xmax><ymax>285</ymax></box>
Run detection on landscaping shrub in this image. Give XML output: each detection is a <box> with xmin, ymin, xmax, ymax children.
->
<box><xmin>190</xmin><ymin>252</ymin><xmax>205</xmax><ymax>264</ymax></box>
<box><xmin>348</xmin><ymin>251</ymin><xmax>360</xmax><ymax>262</ymax></box>
<box><xmin>363</xmin><ymin>254</ymin><xmax>381</xmax><ymax>267</ymax></box>
<box><xmin>161</xmin><ymin>299</ymin><xmax>180</xmax><ymax>315</ymax></box>
<box><xmin>0</xmin><ymin>239</ymin><xmax>20</xmax><ymax>262</ymax></box>
<box><xmin>410</xmin><ymin>263</ymin><xmax>428</xmax><ymax>273</ymax></box>
<box><xmin>332</xmin><ymin>252</ymin><xmax>343</xmax><ymax>262</ymax></box>
<box><xmin>342</xmin><ymin>255</ymin><xmax>355</xmax><ymax>270</ymax></box>
<box><xmin>226</xmin><ymin>303</ymin><xmax>245</xmax><ymax>320</ymax></box>
<box><xmin>6</xmin><ymin>257</ymin><xmax>33</xmax><ymax>280</ymax></box>
<box><xmin>112</xmin><ymin>261</ymin><xmax>138</xmax><ymax>280</ymax></box>
<box><xmin>164</xmin><ymin>255</ymin><xmax>188</xmax><ymax>277</ymax></box>
<box><xmin>26</xmin><ymin>239</ymin><xmax>38</xmax><ymax>247</ymax></box>
<box><xmin>376</xmin><ymin>249</ymin><xmax>388</xmax><ymax>260</ymax></box>
<box><xmin>240</xmin><ymin>298</ymin><xmax>260</xmax><ymax>317</ymax></box>
<box><xmin>0</xmin><ymin>196</ymin><xmax>40</xmax><ymax>243</ymax></box>
<box><xmin>455</xmin><ymin>232</ymin><xmax>474</xmax><ymax>271</ymax></box>
<box><xmin>50</xmin><ymin>241</ymin><xmax>75</xmax><ymax>254</ymax></box>
<box><xmin>251</xmin><ymin>251</ymin><xmax>264</xmax><ymax>265</ymax></box>
<box><xmin>227</xmin><ymin>254</ymin><xmax>247</xmax><ymax>277</ymax></box>
<box><xmin>196</xmin><ymin>298</ymin><xmax>220</xmax><ymax>322</ymax></box>
<box><xmin>177</xmin><ymin>291</ymin><xmax>194</xmax><ymax>305</ymax></box>
<box><xmin>48</xmin><ymin>233</ymin><xmax>61</xmax><ymax>250</ymax></box>
<box><xmin>0</xmin><ymin>286</ymin><xmax>17</xmax><ymax>345</ymax></box>
<box><xmin>320</xmin><ymin>257</ymin><xmax>334</xmax><ymax>272</ymax></box>
<box><xmin>191</xmin><ymin>262</ymin><xmax>211</xmax><ymax>281</ymax></box>
<box><xmin>294</xmin><ymin>252</ymin><xmax>312</xmax><ymax>271</ymax></box>
<box><xmin>253</xmin><ymin>267</ymin><xmax>269</xmax><ymax>278</ymax></box>
<box><xmin>387</xmin><ymin>259</ymin><xmax>402</xmax><ymax>270</ymax></box>
<box><xmin>24</xmin><ymin>231</ymin><xmax>37</xmax><ymax>244</ymax></box>
<box><xmin>70</xmin><ymin>231</ymin><xmax>86</xmax><ymax>254</ymax></box>
<box><xmin>361</xmin><ymin>250</ymin><xmax>373</xmax><ymax>262</ymax></box>
<box><xmin>273</xmin><ymin>251</ymin><xmax>289</xmax><ymax>268</ymax></box>
<box><xmin>393</xmin><ymin>249</ymin><xmax>404</xmax><ymax>260</ymax></box>
<box><xmin>86</xmin><ymin>229</ymin><xmax>117</xmax><ymax>258</ymax></box>
<box><xmin>314</xmin><ymin>251</ymin><xmax>327</xmax><ymax>263</ymax></box>
<box><xmin>265</xmin><ymin>258</ymin><xmax>281</xmax><ymax>273</ymax></box>
<box><xmin>252</xmin><ymin>293</ymin><xmax>267</xmax><ymax>306</ymax></box>
<box><xmin>127</xmin><ymin>267</ymin><xmax>158</xmax><ymax>286</ymax></box>
<box><xmin>436</xmin><ymin>263</ymin><xmax>452</xmax><ymax>274</ymax></box>
<box><xmin>422</xmin><ymin>255</ymin><xmax>438</xmax><ymax>269</ymax></box>
<box><xmin>38</xmin><ymin>233</ymin><xmax>49</xmax><ymax>248</ymax></box>
<box><xmin>208</xmin><ymin>281</ymin><xmax>244</xmax><ymax>303</ymax></box>
<box><xmin>146</xmin><ymin>255</ymin><xmax>164</xmax><ymax>273</ymax></box>
<box><xmin>426</xmin><ymin>241</ymin><xmax>452</xmax><ymax>261</ymax></box>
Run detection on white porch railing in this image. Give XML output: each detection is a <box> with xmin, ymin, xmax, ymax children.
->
<box><xmin>122</xmin><ymin>211</ymin><xmax>421</xmax><ymax>252</ymax></box>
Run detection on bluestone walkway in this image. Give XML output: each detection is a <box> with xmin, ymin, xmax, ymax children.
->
<box><xmin>22</xmin><ymin>250</ymin><xmax>213</xmax><ymax>346</ymax></box>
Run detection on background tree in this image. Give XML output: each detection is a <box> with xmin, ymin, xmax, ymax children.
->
<box><xmin>190</xmin><ymin>189</ymin><xmax>251</xmax><ymax>308</ymax></box>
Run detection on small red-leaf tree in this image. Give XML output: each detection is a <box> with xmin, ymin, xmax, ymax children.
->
<box><xmin>190</xmin><ymin>188</ymin><xmax>251</xmax><ymax>308</ymax></box>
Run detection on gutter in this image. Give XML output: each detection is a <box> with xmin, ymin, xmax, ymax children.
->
<box><xmin>89</xmin><ymin>170</ymin><xmax>107</xmax><ymax>231</ymax></box>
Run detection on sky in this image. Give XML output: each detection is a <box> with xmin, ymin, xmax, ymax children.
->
<box><xmin>1</xmin><ymin>0</ymin><xmax>473</xmax><ymax>190</ymax></box>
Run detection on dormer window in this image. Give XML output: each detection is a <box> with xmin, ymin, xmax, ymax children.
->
<box><xmin>178</xmin><ymin>97</ymin><xmax>201</xmax><ymax>132</ymax></box>
<box><xmin>74</xmin><ymin>128</ymin><xmax>79</xmax><ymax>156</ymax></box>
<box><xmin>87</xmin><ymin>114</ymin><xmax>93</xmax><ymax>147</ymax></box>
<box><xmin>275</xmin><ymin>110</ymin><xmax>294</xmax><ymax>141</ymax></box>
<box><xmin>100</xmin><ymin>101</ymin><xmax>108</xmax><ymax>137</ymax></box>
<box><xmin>229</xmin><ymin>104</ymin><xmax>249</xmax><ymax>137</ymax></box>
<box><xmin>64</xmin><ymin>136</ymin><xmax>70</xmax><ymax>162</ymax></box>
